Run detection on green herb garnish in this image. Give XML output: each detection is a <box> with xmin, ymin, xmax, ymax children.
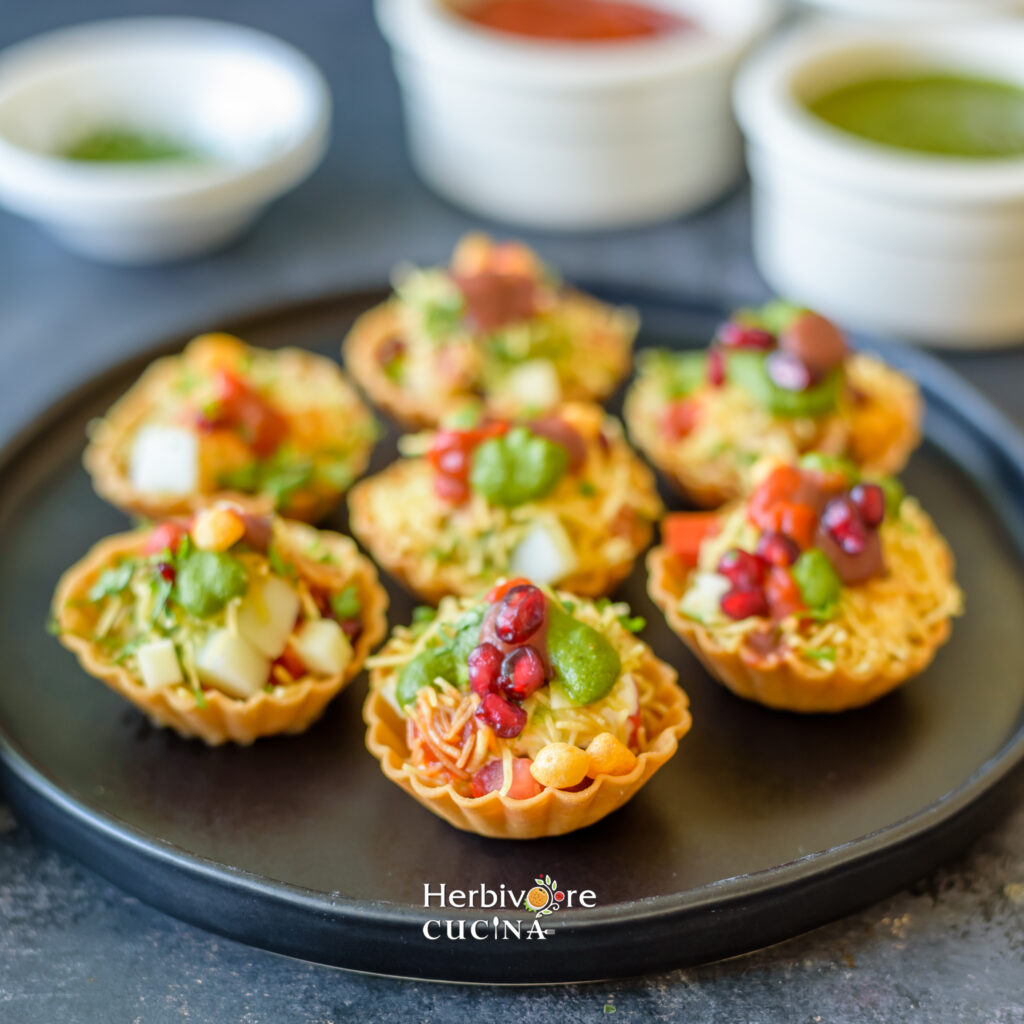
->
<box><xmin>88</xmin><ymin>563</ymin><xmax>134</xmax><ymax>602</ymax></box>
<box><xmin>330</xmin><ymin>585</ymin><xmax>362</xmax><ymax>621</ymax></box>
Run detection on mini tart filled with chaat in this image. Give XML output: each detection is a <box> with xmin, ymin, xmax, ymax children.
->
<box><xmin>364</xmin><ymin>579</ymin><xmax>691</xmax><ymax>838</ymax></box>
<box><xmin>52</xmin><ymin>505</ymin><xmax>388</xmax><ymax>744</ymax></box>
<box><xmin>343</xmin><ymin>233</ymin><xmax>636</xmax><ymax>427</ymax></box>
<box><xmin>647</xmin><ymin>455</ymin><xmax>963</xmax><ymax>712</ymax></box>
<box><xmin>624</xmin><ymin>301</ymin><xmax>921</xmax><ymax>508</ymax></box>
<box><xmin>348</xmin><ymin>403</ymin><xmax>662</xmax><ymax>602</ymax></box>
<box><xmin>85</xmin><ymin>332</ymin><xmax>378</xmax><ymax>522</ymax></box>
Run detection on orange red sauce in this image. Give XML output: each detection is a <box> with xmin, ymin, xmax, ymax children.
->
<box><xmin>457</xmin><ymin>0</ymin><xmax>693</xmax><ymax>43</ymax></box>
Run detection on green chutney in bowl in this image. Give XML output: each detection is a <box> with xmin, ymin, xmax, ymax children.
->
<box><xmin>807</xmin><ymin>73</ymin><xmax>1024</xmax><ymax>158</ymax></box>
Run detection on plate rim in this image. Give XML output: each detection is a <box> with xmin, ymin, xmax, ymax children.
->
<box><xmin>2</xmin><ymin>284</ymin><xmax>1023</xmax><ymax>976</ymax></box>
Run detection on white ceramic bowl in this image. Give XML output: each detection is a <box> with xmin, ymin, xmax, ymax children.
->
<box><xmin>735</xmin><ymin>22</ymin><xmax>1024</xmax><ymax>349</ymax></box>
<box><xmin>376</xmin><ymin>0</ymin><xmax>779</xmax><ymax>230</ymax></box>
<box><xmin>0</xmin><ymin>18</ymin><xmax>330</xmax><ymax>264</ymax></box>
<box><xmin>798</xmin><ymin>0</ymin><xmax>1024</xmax><ymax>21</ymax></box>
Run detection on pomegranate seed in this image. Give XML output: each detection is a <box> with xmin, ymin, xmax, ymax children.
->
<box><xmin>156</xmin><ymin>562</ymin><xmax>176</xmax><ymax>583</ymax></box>
<box><xmin>193</xmin><ymin>411</ymin><xmax>221</xmax><ymax>433</ymax></box>
<box><xmin>468</xmin><ymin>642</ymin><xmax>503</xmax><ymax>697</ymax></box>
<box><xmin>471</xmin><ymin>759</ymin><xmax>504</xmax><ymax>797</ymax></box>
<box><xmin>475</xmin><ymin>692</ymin><xmax>528</xmax><ymax>739</ymax></box>
<box><xmin>721</xmin><ymin>586</ymin><xmax>769</xmax><ymax>620</ymax></box>
<box><xmin>821</xmin><ymin>496</ymin><xmax>868</xmax><ymax>555</ymax></box>
<box><xmin>766</xmin><ymin>350</ymin><xmax>814</xmax><ymax>392</ymax></box>
<box><xmin>433</xmin><ymin>473</ymin><xmax>469</xmax><ymax>504</ymax></box>
<box><xmin>339</xmin><ymin>618</ymin><xmax>363</xmax><ymax>641</ymax></box>
<box><xmin>427</xmin><ymin>430</ymin><xmax>470</xmax><ymax>471</ymax></box>
<box><xmin>494</xmin><ymin>584</ymin><xmax>546</xmax><ymax>644</ymax></box>
<box><xmin>850</xmin><ymin>482</ymin><xmax>886</xmax><ymax>528</ymax></box>
<box><xmin>717</xmin><ymin>322</ymin><xmax>776</xmax><ymax>350</ymax></box>
<box><xmin>240</xmin><ymin>513</ymin><xmax>273</xmax><ymax>553</ymax></box>
<box><xmin>756</xmin><ymin>530</ymin><xmax>800</xmax><ymax>568</ymax></box>
<box><xmin>471</xmin><ymin>757</ymin><xmax>542</xmax><ymax>799</ymax></box>
<box><xmin>377</xmin><ymin>335</ymin><xmax>406</xmax><ymax>367</ymax></box>
<box><xmin>499</xmin><ymin>645</ymin><xmax>547</xmax><ymax>700</ymax></box>
<box><xmin>707</xmin><ymin>349</ymin><xmax>725</xmax><ymax>387</ymax></box>
<box><xmin>716</xmin><ymin>548</ymin><xmax>767</xmax><ymax>588</ymax></box>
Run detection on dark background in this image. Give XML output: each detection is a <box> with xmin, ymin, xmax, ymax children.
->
<box><xmin>1</xmin><ymin>2</ymin><xmax>1023</xmax><ymax>1021</ymax></box>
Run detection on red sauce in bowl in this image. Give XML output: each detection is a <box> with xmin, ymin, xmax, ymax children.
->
<box><xmin>456</xmin><ymin>0</ymin><xmax>693</xmax><ymax>42</ymax></box>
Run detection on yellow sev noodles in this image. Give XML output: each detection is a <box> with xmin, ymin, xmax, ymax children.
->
<box><xmin>626</xmin><ymin>351</ymin><xmax>920</xmax><ymax>501</ymax></box>
<box><xmin>350</xmin><ymin>405</ymin><xmax>661</xmax><ymax>597</ymax></box>
<box><xmin>686</xmin><ymin>496</ymin><xmax>963</xmax><ymax>678</ymax></box>
<box><xmin>367</xmin><ymin>592</ymin><xmax>671</xmax><ymax>795</ymax></box>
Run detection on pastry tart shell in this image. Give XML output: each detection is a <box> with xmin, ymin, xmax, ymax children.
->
<box><xmin>647</xmin><ymin>544</ymin><xmax>954</xmax><ymax>713</ymax></box>
<box><xmin>623</xmin><ymin>353</ymin><xmax>922</xmax><ymax>509</ymax></box>
<box><xmin>363</xmin><ymin>650</ymin><xmax>692</xmax><ymax>839</ymax></box>
<box><xmin>343</xmin><ymin>295</ymin><xmax>634</xmax><ymax>429</ymax></box>
<box><xmin>53</xmin><ymin>521</ymin><xmax>388</xmax><ymax>745</ymax></box>
<box><xmin>348</xmin><ymin>458</ymin><xmax>657</xmax><ymax>603</ymax></box>
<box><xmin>85</xmin><ymin>346</ymin><xmax>375</xmax><ymax>523</ymax></box>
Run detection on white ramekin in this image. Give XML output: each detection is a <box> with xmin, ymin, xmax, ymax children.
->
<box><xmin>0</xmin><ymin>18</ymin><xmax>330</xmax><ymax>264</ymax></box>
<box><xmin>735</xmin><ymin>22</ymin><xmax>1024</xmax><ymax>349</ymax></box>
<box><xmin>799</xmin><ymin>0</ymin><xmax>1024</xmax><ymax>21</ymax></box>
<box><xmin>376</xmin><ymin>0</ymin><xmax>780</xmax><ymax>230</ymax></box>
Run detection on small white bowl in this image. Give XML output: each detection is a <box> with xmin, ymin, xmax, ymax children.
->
<box><xmin>376</xmin><ymin>0</ymin><xmax>779</xmax><ymax>230</ymax></box>
<box><xmin>0</xmin><ymin>18</ymin><xmax>330</xmax><ymax>264</ymax></box>
<box><xmin>735</xmin><ymin>22</ymin><xmax>1024</xmax><ymax>349</ymax></box>
<box><xmin>798</xmin><ymin>0</ymin><xmax>1024</xmax><ymax>21</ymax></box>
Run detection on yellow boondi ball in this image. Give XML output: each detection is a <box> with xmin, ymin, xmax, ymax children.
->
<box><xmin>586</xmin><ymin>732</ymin><xmax>637</xmax><ymax>777</ymax></box>
<box><xmin>529</xmin><ymin>742</ymin><xmax>590</xmax><ymax>790</ymax></box>
<box><xmin>187</xmin><ymin>333</ymin><xmax>247</xmax><ymax>373</ymax></box>
<box><xmin>191</xmin><ymin>506</ymin><xmax>246</xmax><ymax>552</ymax></box>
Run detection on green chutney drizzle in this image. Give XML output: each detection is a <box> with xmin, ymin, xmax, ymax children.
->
<box><xmin>62</xmin><ymin>128</ymin><xmax>202</xmax><ymax>163</ymax></box>
<box><xmin>807</xmin><ymin>73</ymin><xmax>1024</xmax><ymax>158</ymax></box>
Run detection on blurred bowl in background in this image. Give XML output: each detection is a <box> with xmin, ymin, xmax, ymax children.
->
<box><xmin>0</xmin><ymin>18</ymin><xmax>330</xmax><ymax>265</ymax></box>
<box><xmin>736</xmin><ymin>21</ymin><xmax>1024</xmax><ymax>349</ymax></box>
<box><xmin>797</xmin><ymin>0</ymin><xmax>1024</xmax><ymax>21</ymax></box>
<box><xmin>377</xmin><ymin>0</ymin><xmax>780</xmax><ymax>231</ymax></box>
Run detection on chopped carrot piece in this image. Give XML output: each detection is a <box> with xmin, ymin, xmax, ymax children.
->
<box><xmin>662</xmin><ymin>513</ymin><xmax>719</xmax><ymax>568</ymax></box>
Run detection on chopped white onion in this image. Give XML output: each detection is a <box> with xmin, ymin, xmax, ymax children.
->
<box><xmin>129</xmin><ymin>425</ymin><xmax>199</xmax><ymax>495</ymax></box>
<box><xmin>510</xmin><ymin>518</ymin><xmax>579</xmax><ymax>585</ymax></box>
<box><xmin>136</xmin><ymin>638</ymin><xmax>183</xmax><ymax>690</ymax></box>
<box><xmin>195</xmin><ymin>630</ymin><xmax>270</xmax><ymax>699</ymax></box>
<box><xmin>291</xmin><ymin>618</ymin><xmax>352</xmax><ymax>677</ymax></box>
<box><xmin>236</xmin><ymin>575</ymin><xmax>300</xmax><ymax>659</ymax></box>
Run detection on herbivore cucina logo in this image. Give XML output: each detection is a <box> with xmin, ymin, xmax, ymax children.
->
<box><xmin>422</xmin><ymin>874</ymin><xmax>597</xmax><ymax>941</ymax></box>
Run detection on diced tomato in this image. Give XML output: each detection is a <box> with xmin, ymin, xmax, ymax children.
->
<box><xmin>486</xmin><ymin>577</ymin><xmax>531</xmax><ymax>603</ymax></box>
<box><xmin>276</xmin><ymin>645</ymin><xmax>307</xmax><ymax>680</ymax></box>
<box><xmin>659</xmin><ymin>399</ymin><xmax>699</xmax><ymax>441</ymax></box>
<box><xmin>433</xmin><ymin>472</ymin><xmax>469</xmax><ymax>504</ymax></box>
<box><xmin>428</xmin><ymin>422</ymin><xmax>508</xmax><ymax>504</ymax></box>
<box><xmin>748</xmin><ymin>466</ymin><xmax>818</xmax><ymax>548</ymax></box>
<box><xmin>751</xmin><ymin>500</ymin><xmax>816</xmax><ymax>550</ymax></box>
<box><xmin>748</xmin><ymin>466</ymin><xmax>802</xmax><ymax>526</ymax></box>
<box><xmin>212</xmin><ymin>369</ymin><xmax>288</xmax><ymax>458</ymax></box>
<box><xmin>765</xmin><ymin>566</ymin><xmax>805</xmax><ymax>620</ymax></box>
<box><xmin>776</xmin><ymin>502</ymin><xmax>817</xmax><ymax>550</ymax></box>
<box><xmin>143</xmin><ymin>521</ymin><xmax>187</xmax><ymax>555</ymax></box>
<box><xmin>661</xmin><ymin>513</ymin><xmax>719</xmax><ymax>568</ymax></box>
<box><xmin>471</xmin><ymin>757</ymin><xmax>542</xmax><ymax>799</ymax></box>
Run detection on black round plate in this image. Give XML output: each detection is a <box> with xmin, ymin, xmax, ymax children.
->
<box><xmin>2</xmin><ymin>288</ymin><xmax>1023</xmax><ymax>984</ymax></box>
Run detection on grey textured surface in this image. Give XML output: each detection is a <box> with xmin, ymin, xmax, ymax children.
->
<box><xmin>1</xmin><ymin>1</ymin><xmax>1023</xmax><ymax>1021</ymax></box>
